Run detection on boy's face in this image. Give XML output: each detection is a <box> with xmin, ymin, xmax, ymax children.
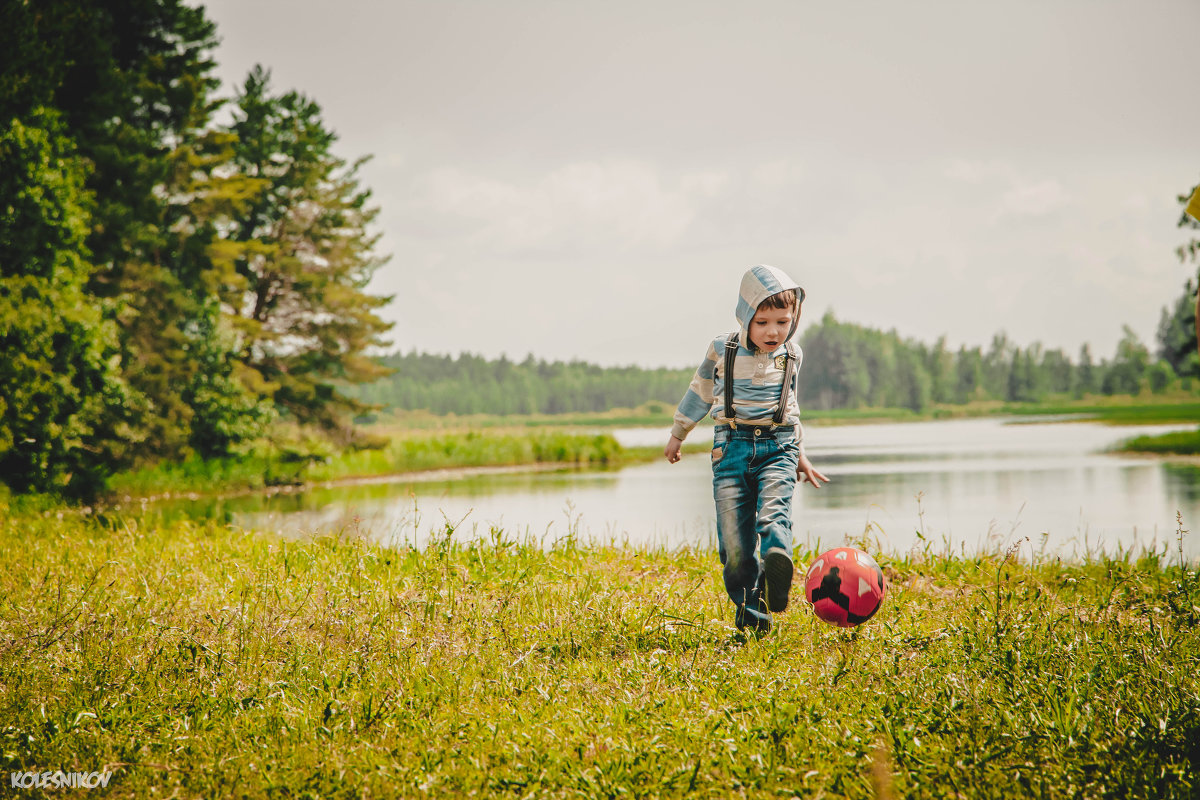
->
<box><xmin>749</xmin><ymin>304</ymin><xmax>797</xmax><ymax>353</ymax></box>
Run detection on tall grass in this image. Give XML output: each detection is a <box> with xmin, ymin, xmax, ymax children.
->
<box><xmin>104</xmin><ymin>394</ymin><xmax>1200</xmax><ymax>498</ymax></box>
<box><xmin>1121</xmin><ymin>428</ymin><xmax>1200</xmax><ymax>455</ymax></box>
<box><xmin>2</xmin><ymin>507</ymin><xmax>1197</xmax><ymax>798</ymax></box>
<box><xmin>107</xmin><ymin>431</ymin><xmax>632</xmax><ymax>498</ymax></box>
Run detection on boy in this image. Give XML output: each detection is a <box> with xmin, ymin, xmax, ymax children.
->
<box><xmin>664</xmin><ymin>264</ymin><xmax>827</xmax><ymax>634</ymax></box>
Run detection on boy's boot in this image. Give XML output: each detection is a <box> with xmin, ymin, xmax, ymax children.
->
<box><xmin>735</xmin><ymin>589</ymin><xmax>772</xmax><ymax>635</ymax></box>
<box><xmin>763</xmin><ymin>547</ymin><xmax>794</xmax><ymax>613</ymax></box>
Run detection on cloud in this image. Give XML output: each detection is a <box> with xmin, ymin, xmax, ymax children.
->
<box><xmin>944</xmin><ymin>158</ymin><xmax>1069</xmax><ymax>221</ymax></box>
<box><xmin>410</xmin><ymin>159</ymin><xmax>726</xmax><ymax>257</ymax></box>
<box><xmin>943</xmin><ymin>158</ymin><xmax>1013</xmax><ymax>184</ymax></box>
<box><xmin>997</xmin><ymin>179</ymin><xmax>1069</xmax><ymax>219</ymax></box>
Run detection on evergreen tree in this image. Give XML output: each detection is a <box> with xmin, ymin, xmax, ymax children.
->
<box><xmin>1157</xmin><ymin>277</ymin><xmax>1199</xmax><ymax>378</ymax></box>
<box><xmin>218</xmin><ymin>67</ymin><xmax>393</xmax><ymax>434</ymax></box>
<box><xmin>0</xmin><ymin>113</ymin><xmax>130</xmax><ymax>495</ymax></box>
<box><xmin>796</xmin><ymin>312</ymin><xmax>870</xmax><ymax>409</ymax></box>
<box><xmin>954</xmin><ymin>346</ymin><xmax>984</xmax><ymax>403</ymax></box>
<box><xmin>1179</xmin><ymin>180</ymin><xmax>1200</xmax><ymax>364</ymax></box>
<box><xmin>0</xmin><ymin>0</ymin><xmax>268</xmax><ymax>466</ymax></box>
<box><xmin>1041</xmin><ymin>348</ymin><xmax>1074</xmax><ymax>395</ymax></box>
<box><xmin>1027</xmin><ymin>343</ymin><xmax>1048</xmax><ymax>399</ymax></box>
<box><xmin>1147</xmin><ymin>360</ymin><xmax>1174</xmax><ymax>394</ymax></box>
<box><xmin>1179</xmin><ymin>181</ymin><xmax>1200</xmax><ymax>265</ymax></box>
<box><xmin>893</xmin><ymin>345</ymin><xmax>932</xmax><ymax>411</ymax></box>
<box><xmin>0</xmin><ymin>0</ymin><xmax>222</xmax><ymax>290</ymax></box>
<box><xmin>983</xmin><ymin>333</ymin><xmax>1015</xmax><ymax>398</ymax></box>
<box><xmin>1006</xmin><ymin>347</ymin><xmax>1029</xmax><ymax>402</ymax></box>
<box><xmin>1075</xmin><ymin>343</ymin><xmax>1097</xmax><ymax>397</ymax></box>
<box><xmin>1102</xmin><ymin>326</ymin><xmax>1150</xmax><ymax>395</ymax></box>
<box><xmin>923</xmin><ymin>337</ymin><xmax>955</xmax><ymax>405</ymax></box>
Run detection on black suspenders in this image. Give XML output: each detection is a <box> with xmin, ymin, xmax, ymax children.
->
<box><xmin>723</xmin><ymin>334</ymin><xmax>739</xmax><ymax>425</ymax></box>
<box><xmin>722</xmin><ymin>332</ymin><xmax>797</xmax><ymax>427</ymax></box>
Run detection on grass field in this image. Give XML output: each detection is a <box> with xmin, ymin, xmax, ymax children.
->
<box><xmin>2</xmin><ymin>506</ymin><xmax>1198</xmax><ymax>798</ymax></box>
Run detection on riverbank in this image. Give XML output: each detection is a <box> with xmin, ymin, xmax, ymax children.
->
<box><xmin>2</xmin><ymin>510</ymin><xmax>1196</xmax><ymax>798</ymax></box>
<box><xmin>106</xmin><ymin>431</ymin><xmax>710</xmax><ymax>501</ymax></box>
<box><xmin>1119</xmin><ymin>427</ymin><xmax>1200</xmax><ymax>456</ymax></box>
<box><xmin>99</xmin><ymin>394</ymin><xmax>1200</xmax><ymax>501</ymax></box>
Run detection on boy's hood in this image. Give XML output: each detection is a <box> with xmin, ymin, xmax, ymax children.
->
<box><xmin>735</xmin><ymin>264</ymin><xmax>801</xmax><ymax>349</ymax></box>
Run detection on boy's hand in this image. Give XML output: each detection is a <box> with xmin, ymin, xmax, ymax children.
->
<box><xmin>664</xmin><ymin>435</ymin><xmax>683</xmax><ymax>464</ymax></box>
<box><xmin>797</xmin><ymin>454</ymin><xmax>829</xmax><ymax>488</ymax></box>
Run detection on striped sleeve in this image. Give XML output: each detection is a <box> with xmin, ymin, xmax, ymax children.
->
<box><xmin>670</xmin><ymin>338</ymin><xmax>720</xmax><ymax>440</ymax></box>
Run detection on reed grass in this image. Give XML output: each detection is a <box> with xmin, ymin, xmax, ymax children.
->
<box><xmin>1121</xmin><ymin>428</ymin><xmax>1200</xmax><ymax>455</ymax></box>
<box><xmin>2</xmin><ymin>506</ymin><xmax>1197</xmax><ymax>798</ymax></box>
<box><xmin>107</xmin><ymin>431</ymin><xmax>643</xmax><ymax>499</ymax></box>
<box><xmin>104</xmin><ymin>394</ymin><xmax>1200</xmax><ymax>499</ymax></box>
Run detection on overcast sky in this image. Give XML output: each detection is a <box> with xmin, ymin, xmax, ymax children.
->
<box><xmin>200</xmin><ymin>0</ymin><xmax>1200</xmax><ymax>368</ymax></box>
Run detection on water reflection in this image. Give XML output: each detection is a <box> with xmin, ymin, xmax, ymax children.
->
<box><xmin>146</xmin><ymin>418</ymin><xmax>1200</xmax><ymax>559</ymax></box>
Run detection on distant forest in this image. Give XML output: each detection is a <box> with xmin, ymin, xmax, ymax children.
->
<box><xmin>353</xmin><ymin>290</ymin><xmax>1200</xmax><ymax>416</ymax></box>
<box><xmin>353</xmin><ymin>353</ymin><xmax>694</xmax><ymax>416</ymax></box>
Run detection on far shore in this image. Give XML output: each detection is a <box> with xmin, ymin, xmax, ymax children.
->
<box><xmin>109</xmin><ymin>461</ymin><xmax>589</xmax><ymax>507</ymax></box>
<box><xmin>100</xmin><ymin>403</ymin><xmax>1200</xmax><ymax>508</ymax></box>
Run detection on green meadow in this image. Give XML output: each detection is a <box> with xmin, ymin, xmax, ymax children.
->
<box><xmin>2</xmin><ymin>505</ymin><xmax>1197</xmax><ymax>799</ymax></box>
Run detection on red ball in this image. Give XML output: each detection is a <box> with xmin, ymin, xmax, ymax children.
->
<box><xmin>803</xmin><ymin>547</ymin><xmax>887</xmax><ymax>627</ymax></box>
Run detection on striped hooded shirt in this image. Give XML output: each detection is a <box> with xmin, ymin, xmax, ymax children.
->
<box><xmin>670</xmin><ymin>265</ymin><xmax>805</xmax><ymax>448</ymax></box>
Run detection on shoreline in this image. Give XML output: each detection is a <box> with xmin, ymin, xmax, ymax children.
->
<box><xmin>106</xmin><ymin>460</ymin><xmax>597</xmax><ymax>508</ymax></box>
<box><xmin>102</xmin><ymin>417</ymin><xmax>1200</xmax><ymax>509</ymax></box>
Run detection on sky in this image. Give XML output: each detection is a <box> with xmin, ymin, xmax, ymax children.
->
<box><xmin>200</xmin><ymin>0</ymin><xmax>1200</xmax><ymax>368</ymax></box>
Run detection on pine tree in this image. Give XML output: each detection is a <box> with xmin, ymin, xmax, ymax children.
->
<box><xmin>1102</xmin><ymin>327</ymin><xmax>1150</xmax><ymax>395</ymax></box>
<box><xmin>1158</xmin><ymin>278</ymin><xmax>1200</xmax><ymax>379</ymax></box>
<box><xmin>954</xmin><ymin>346</ymin><xmax>984</xmax><ymax>403</ymax></box>
<box><xmin>1074</xmin><ymin>344</ymin><xmax>1097</xmax><ymax>397</ymax></box>
<box><xmin>217</xmin><ymin>67</ymin><xmax>392</xmax><ymax>435</ymax></box>
<box><xmin>0</xmin><ymin>0</ymin><xmax>269</xmax><ymax>466</ymax></box>
<box><xmin>1041</xmin><ymin>348</ymin><xmax>1074</xmax><ymax>395</ymax></box>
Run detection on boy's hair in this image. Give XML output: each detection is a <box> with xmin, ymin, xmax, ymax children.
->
<box><xmin>758</xmin><ymin>288</ymin><xmax>799</xmax><ymax>312</ymax></box>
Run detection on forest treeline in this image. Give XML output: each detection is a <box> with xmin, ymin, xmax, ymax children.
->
<box><xmin>356</xmin><ymin>284</ymin><xmax>1200</xmax><ymax>417</ymax></box>
<box><xmin>1</xmin><ymin>1</ymin><xmax>390</xmax><ymax>496</ymax></box>
<box><xmin>353</xmin><ymin>353</ymin><xmax>695</xmax><ymax>416</ymax></box>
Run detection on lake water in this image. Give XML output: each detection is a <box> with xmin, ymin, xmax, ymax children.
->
<box><xmin>152</xmin><ymin>417</ymin><xmax>1200</xmax><ymax>561</ymax></box>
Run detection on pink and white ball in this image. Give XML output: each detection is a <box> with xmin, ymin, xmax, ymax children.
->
<box><xmin>804</xmin><ymin>547</ymin><xmax>887</xmax><ymax>627</ymax></box>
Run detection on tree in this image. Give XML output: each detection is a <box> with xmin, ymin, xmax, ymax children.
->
<box><xmin>0</xmin><ymin>0</ymin><xmax>222</xmax><ymax>291</ymax></box>
<box><xmin>1075</xmin><ymin>344</ymin><xmax>1097</xmax><ymax>397</ymax></box>
<box><xmin>982</xmin><ymin>333</ymin><xmax>1015</xmax><ymax>398</ymax></box>
<box><xmin>1156</xmin><ymin>277</ymin><xmax>1199</xmax><ymax>378</ymax></box>
<box><xmin>796</xmin><ymin>312</ymin><xmax>870</xmax><ymax>409</ymax></box>
<box><xmin>0</xmin><ymin>0</ymin><xmax>272</xmax><ymax>467</ymax></box>
<box><xmin>1041</xmin><ymin>348</ymin><xmax>1074</xmax><ymax>396</ymax></box>
<box><xmin>216</xmin><ymin>67</ymin><xmax>393</xmax><ymax>435</ymax></box>
<box><xmin>923</xmin><ymin>337</ymin><xmax>955</xmax><ymax>405</ymax></box>
<box><xmin>1179</xmin><ymin>181</ymin><xmax>1200</xmax><ymax>265</ymax></box>
<box><xmin>1007</xmin><ymin>347</ymin><xmax>1033</xmax><ymax>402</ymax></box>
<box><xmin>954</xmin><ymin>346</ymin><xmax>984</xmax><ymax>403</ymax></box>
<box><xmin>1102</xmin><ymin>326</ymin><xmax>1150</xmax><ymax>395</ymax></box>
<box><xmin>1147</xmin><ymin>360</ymin><xmax>1174</xmax><ymax>394</ymax></box>
<box><xmin>0</xmin><ymin>113</ymin><xmax>130</xmax><ymax>495</ymax></box>
<box><xmin>893</xmin><ymin>345</ymin><xmax>932</xmax><ymax>412</ymax></box>
<box><xmin>1177</xmin><ymin>180</ymin><xmax>1200</xmax><ymax>361</ymax></box>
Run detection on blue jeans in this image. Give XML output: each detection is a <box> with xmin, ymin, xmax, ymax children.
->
<box><xmin>711</xmin><ymin>424</ymin><xmax>799</xmax><ymax>629</ymax></box>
